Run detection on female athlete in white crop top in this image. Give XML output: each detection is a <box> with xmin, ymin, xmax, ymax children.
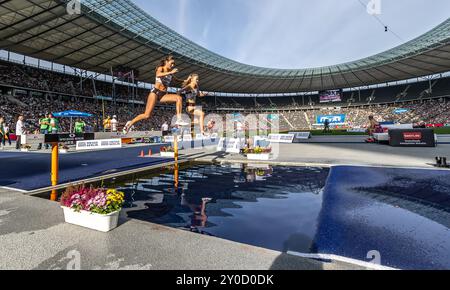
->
<box><xmin>123</xmin><ymin>55</ymin><xmax>188</xmax><ymax>133</ymax></box>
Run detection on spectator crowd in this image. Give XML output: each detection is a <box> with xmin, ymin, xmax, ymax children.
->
<box><xmin>1</xmin><ymin>60</ymin><xmax>449</xmax><ymax>138</ymax></box>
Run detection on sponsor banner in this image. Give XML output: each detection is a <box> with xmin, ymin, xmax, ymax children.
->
<box><xmin>181</xmin><ymin>135</ymin><xmax>193</xmax><ymax>142</ymax></box>
<box><xmin>289</xmin><ymin>132</ymin><xmax>312</xmax><ymax>140</ymax></box>
<box><xmin>217</xmin><ymin>138</ymin><xmax>246</xmax><ymax>153</ymax></box>
<box><xmin>403</xmin><ymin>132</ymin><xmax>422</xmax><ymax>140</ymax></box>
<box><xmin>76</xmin><ymin>139</ymin><xmax>122</xmax><ymax>151</ymax></box>
<box><xmin>195</xmin><ymin>133</ymin><xmax>219</xmax><ymax>141</ymax></box>
<box><xmin>267</xmin><ymin>134</ymin><xmax>295</xmax><ymax>144</ymax></box>
<box><xmin>347</xmin><ymin>128</ymin><xmax>367</xmax><ymax>133</ymax></box>
<box><xmin>94</xmin><ymin>131</ymin><xmax>161</xmax><ymax>140</ymax></box>
<box><xmin>94</xmin><ymin>95</ymin><xmax>113</xmax><ymax>101</ymax></box>
<box><xmin>316</xmin><ymin>114</ymin><xmax>346</xmax><ymax>125</ymax></box>
<box><xmin>393</xmin><ymin>109</ymin><xmax>409</xmax><ymax>114</ymax></box>
<box><xmin>319</xmin><ymin>89</ymin><xmax>342</xmax><ymax>103</ymax></box>
<box><xmin>128</xmin><ymin>100</ymin><xmax>145</xmax><ymax>105</ymax></box>
<box><xmin>389</xmin><ymin>129</ymin><xmax>436</xmax><ymax>147</ymax></box>
<box><xmin>22</xmin><ymin>134</ymin><xmax>45</xmax><ymax>145</ymax></box>
<box><xmin>44</xmin><ymin>133</ymin><xmax>95</xmax><ymax>145</ymax></box>
<box><xmin>426</xmin><ymin>123</ymin><xmax>445</xmax><ymax>128</ymax></box>
<box><xmin>164</xmin><ymin>135</ymin><xmax>183</xmax><ymax>143</ymax></box>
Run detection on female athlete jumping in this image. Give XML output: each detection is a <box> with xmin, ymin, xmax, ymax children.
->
<box><xmin>178</xmin><ymin>74</ymin><xmax>208</xmax><ymax>135</ymax></box>
<box><xmin>124</xmin><ymin>55</ymin><xmax>188</xmax><ymax>133</ymax></box>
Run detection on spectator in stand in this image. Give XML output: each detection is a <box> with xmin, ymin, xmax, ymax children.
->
<box><xmin>3</xmin><ymin>122</ymin><xmax>11</xmax><ymax>147</ymax></box>
<box><xmin>161</xmin><ymin>121</ymin><xmax>169</xmax><ymax>136</ymax></box>
<box><xmin>111</xmin><ymin>115</ymin><xmax>118</xmax><ymax>132</ymax></box>
<box><xmin>0</xmin><ymin>117</ymin><xmax>5</xmax><ymax>149</ymax></box>
<box><xmin>15</xmin><ymin>115</ymin><xmax>25</xmax><ymax>150</ymax></box>
<box><xmin>74</xmin><ymin>118</ymin><xmax>86</xmax><ymax>134</ymax></box>
<box><xmin>103</xmin><ymin>115</ymin><xmax>111</xmax><ymax>132</ymax></box>
<box><xmin>1</xmin><ymin>59</ymin><xmax>449</xmax><ymax>134</ymax></box>
<box><xmin>38</xmin><ymin>114</ymin><xmax>50</xmax><ymax>150</ymax></box>
<box><xmin>49</xmin><ymin>114</ymin><xmax>59</xmax><ymax>134</ymax></box>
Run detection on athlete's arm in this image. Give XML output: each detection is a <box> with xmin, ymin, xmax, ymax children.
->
<box><xmin>171</xmin><ymin>75</ymin><xmax>185</xmax><ymax>87</ymax></box>
<box><xmin>156</xmin><ymin>67</ymin><xmax>178</xmax><ymax>77</ymax></box>
<box><xmin>178</xmin><ymin>85</ymin><xmax>192</xmax><ymax>95</ymax></box>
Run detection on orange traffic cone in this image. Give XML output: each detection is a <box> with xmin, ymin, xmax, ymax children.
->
<box><xmin>148</xmin><ymin>149</ymin><xmax>152</xmax><ymax>157</ymax></box>
<box><xmin>139</xmin><ymin>150</ymin><xmax>144</xmax><ymax>157</ymax></box>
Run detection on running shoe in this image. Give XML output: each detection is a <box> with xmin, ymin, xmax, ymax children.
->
<box><xmin>123</xmin><ymin>121</ymin><xmax>132</xmax><ymax>134</ymax></box>
<box><xmin>175</xmin><ymin>119</ymin><xmax>189</xmax><ymax>126</ymax></box>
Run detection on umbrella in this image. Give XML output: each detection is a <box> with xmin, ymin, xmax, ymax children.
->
<box><xmin>53</xmin><ymin>110</ymin><xmax>94</xmax><ymax>133</ymax></box>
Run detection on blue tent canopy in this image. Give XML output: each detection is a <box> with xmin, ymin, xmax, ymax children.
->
<box><xmin>52</xmin><ymin>110</ymin><xmax>94</xmax><ymax>133</ymax></box>
<box><xmin>53</xmin><ymin>110</ymin><xmax>93</xmax><ymax>118</ymax></box>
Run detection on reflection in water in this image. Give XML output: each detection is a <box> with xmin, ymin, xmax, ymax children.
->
<box><xmin>112</xmin><ymin>163</ymin><xmax>329</xmax><ymax>252</ymax></box>
<box><xmin>34</xmin><ymin>163</ymin><xmax>450</xmax><ymax>269</ymax></box>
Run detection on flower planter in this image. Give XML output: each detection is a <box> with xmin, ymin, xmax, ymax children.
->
<box><xmin>160</xmin><ymin>151</ymin><xmax>175</xmax><ymax>158</ymax></box>
<box><xmin>21</xmin><ymin>148</ymin><xmax>30</xmax><ymax>152</ymax></box>
<box><xmin>247</xmin><ymin>153</ymin><xmax>272</xmax><ymax>161</ymax></box>
<box><xmin>61</xmin><ymin>206</ymin><xmax>120</xmax><ymax>232</ymax></box>
<box><xmin>59</xmin><ymin>149</ymin><xmax>68</xmax><ymax>154</ymax></box>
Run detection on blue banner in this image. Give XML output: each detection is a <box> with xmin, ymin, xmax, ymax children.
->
<box><xmin>316</xmin><ymin>114</ymin><xmax>346</xmax><ymax>125</ymax></box>
<box><xmin>393</xmin><ymin>109</ymin><xmax>409</xmax><ymax>114</ymax></box>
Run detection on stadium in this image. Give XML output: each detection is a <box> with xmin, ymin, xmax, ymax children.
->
<box><xmin>0</xmin><ymin>0</ymin><xmax>449</xmax><ymax>273</ymax></box>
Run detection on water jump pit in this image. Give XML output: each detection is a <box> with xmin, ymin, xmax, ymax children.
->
<box><xmin>32</xmin><ymin>161</ymin><xmax>450</xmax><ymax>270</ymax></box>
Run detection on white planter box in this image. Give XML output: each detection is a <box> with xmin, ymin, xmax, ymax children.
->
<box><xmin>62</xmin><ymin>206</ymin><xmax>120</xmax><ymax>232</ymax></box>
<box><xmin>247</xmin><ymin>153</ymin><xmax>272</xmax><ymax>161</ymax></box>
<box><xmin>160</xmin><ymin>152</ymin><xmax>175</xmax><ymax>158</ymax></box>
<box><xmin>21</xmin><ymin>148</ymin><xmax>30</xmax><ymax>152</ymax></box>
<box><xmin>59</xmin><ymin>149</ymin><xmax>68</xmax><ymax>154</ymax></box>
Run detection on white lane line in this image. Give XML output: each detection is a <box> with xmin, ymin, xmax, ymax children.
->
<box><xmin>0</xmin><ymin>186</ymin><xmax>27</xmax><ymax>193</ymax></box>
<box><xmin>287</xmin><ymin>251</ymin><xmax>398</xmax><ymax>270</ymax></box>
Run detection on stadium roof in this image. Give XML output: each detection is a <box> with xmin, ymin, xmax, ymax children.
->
<box><xmin>1</xmin><ymin>0</ymin><xmax>450</xmax><ymax>94</ymax></box>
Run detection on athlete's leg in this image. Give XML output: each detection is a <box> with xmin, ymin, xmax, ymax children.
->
<box><xmin>187</xmin><ymin>106</ymin><xmax>205</xmax><ymax>134</ymax></box>
<box><xmin>193</xmin><ymin>109</ymin><xmax>205</xmax><ymax>134</ymax></box>
<box><xmin>160</xmin><ymin>94</ymin><xmax>188</xmax><ymax>125</ymax></box>
<box><xmin>160</xmin><ymin>93</ymin><xmax>182</xmax><ymax>117</ymax></box>
<box><xmin>125</xmin><ymin>92</ymin><xmax>158</xmax><ymax>131</ymax></box>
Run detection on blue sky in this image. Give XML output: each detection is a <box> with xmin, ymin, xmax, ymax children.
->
<box><xmin>131</xmin><ymin>0</ymin><xmax>450</xmax><ymax>69</ymax></box>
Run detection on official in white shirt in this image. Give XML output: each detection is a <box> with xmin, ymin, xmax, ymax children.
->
<box><xmin>15</xmin><ymin>115</ymin><xmax>25</xmax><ymax>150</ymax></box>
<box><xmin>111</xmin><ymin>115</ymin><xmax>118</xmax><ymax>132</ymax></box>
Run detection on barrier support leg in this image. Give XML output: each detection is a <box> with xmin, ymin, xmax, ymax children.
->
<box><xmin>50</xmin><ymin>142</ymin><xmax>59</xmax><ymax>201</ymax></box>
<box><xmin>174</xmin><ymin>162</ymin><xmax>179</xmax><ymax>189</ymax></box>
<box><xmin>174</xmin><ymin>136</ymin><xmax>179</xmax><ymax>162</ymax></box>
